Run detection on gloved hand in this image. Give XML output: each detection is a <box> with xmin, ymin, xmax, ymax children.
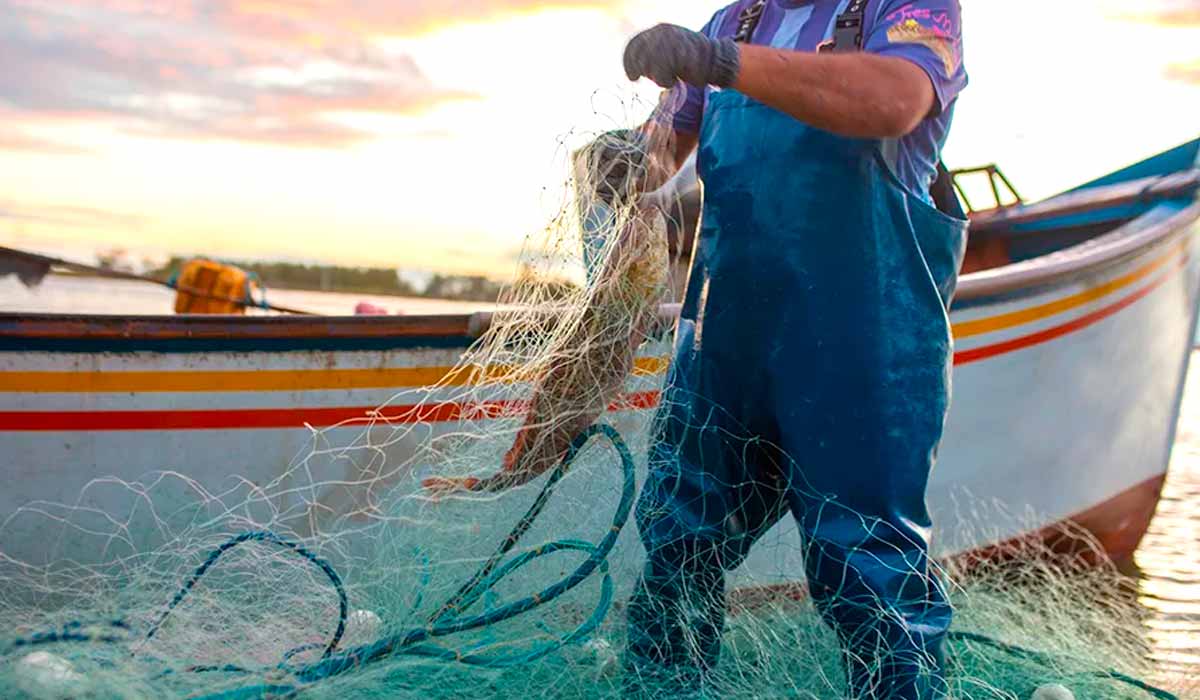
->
<box><xmin>623</xmin><ymin>24</ymin><xmax>741</xmax><ymax>89</ymax></box>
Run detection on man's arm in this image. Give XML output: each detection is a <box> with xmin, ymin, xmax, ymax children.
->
<box><xmin>624</xmin><ymin>24</ymin><xmax>938</xmax><ymax>140</ymax></box>
<box><xmin>733</xmin><ymin>47</ymin><xmax>935</xmax><ymax>139</ymax></box>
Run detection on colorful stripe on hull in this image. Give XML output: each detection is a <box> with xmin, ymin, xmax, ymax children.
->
<box><xmin>0</xmin><ymin>238</ymin><xmax>1191</xmax><ymax>431</ymax></box>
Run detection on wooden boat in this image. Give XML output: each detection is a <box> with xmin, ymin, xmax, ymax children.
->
<box><xmin>1</xmin><ymin>140</ymin><xmax>1198</xmax><ymax>590</ymax></box>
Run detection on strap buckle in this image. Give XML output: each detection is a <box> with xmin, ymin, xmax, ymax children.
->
<box><xmin>733</xmin><ymin>0</ymin><xmax>767</xmax><ymax>43</ymax></box>
<box><xmin>818</xmin><ymin>0</ymin><xmax>868</xmax><ymax>53</ymax></box>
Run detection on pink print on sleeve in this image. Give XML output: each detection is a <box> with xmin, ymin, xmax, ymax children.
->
<box><xmin>882</xmin><ymin>3</ymin><xmax>960</xmax><ymax>74</ymax></box>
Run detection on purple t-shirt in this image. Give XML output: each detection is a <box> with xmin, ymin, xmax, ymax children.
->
<box><xmin>662</xmin><ymin>0</ymin><xmax>967</xmax><ymax>200</ymax></box>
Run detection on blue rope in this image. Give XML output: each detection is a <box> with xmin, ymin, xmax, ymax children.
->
<box><xmin>7</xmin><ymin>531</ymin><xmax>348</xmax><ymax>667</ymax></box>
<box><xmin>144</xmin><ymin>530</ymin><xmax>348</xmax><ymax>661</ymax></box>
<box><xmin>10</xmin><ymin>620</ymin><xmax>132</xmax><ymax>649</ymax></box>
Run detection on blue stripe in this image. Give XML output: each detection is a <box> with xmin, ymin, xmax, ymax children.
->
<box><xmin>797</xmin><ymin>0</ymin><xmax>847</xmax><ymax>48</ymax></box>
<box><xmin>752</xmin><ymin>3</ymin><xmax>784</xmax><ymax>45</ymax></box>
<box><xmin>0</xmin><ymin>334</ymin><xmax>476</xmax><ymax>354</ymax></box>
<box><xmin>709</xmin><ymin>4</ymin><xmax>738</xmax><ymax>37</ymax></box>
<box><xmin>768</xmin><ymin>4</ymin><xmax>816</xmax><ymax>49</ymax></box>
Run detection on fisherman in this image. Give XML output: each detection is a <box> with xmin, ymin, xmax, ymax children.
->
<box><xmin>426</xmin><ymin>0</ymin><xmax>967</xmax><ymax>695</ymax></box>
<box><xmin>616</xmin><ymin>1</ymin><xmax>968</xmax><ymax>698</ymax></box>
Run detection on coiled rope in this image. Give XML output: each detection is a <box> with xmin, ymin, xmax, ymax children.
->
<box><xmin>6</xmin><ymin>424</ymin><xmax>636</xmax><ymax>699</ymax></box>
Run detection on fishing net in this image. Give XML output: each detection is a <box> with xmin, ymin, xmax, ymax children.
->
<box><xmin>1</xmin><ymin>116</ymin><xmax>1195</xmax><ymax>700</ymax></box>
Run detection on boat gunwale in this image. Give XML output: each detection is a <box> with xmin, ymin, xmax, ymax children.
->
<box><xmin>964</xmin><ymin>170</ymin><xmax>1200</xmax><ymax>234</ymax></box>
<box><xmin>1</xmin><ymin>193</ymin><xmax>1197</xmax><ymax>348</ymax></box>
<box><xmin>954</xmin><ymin>197</ymin><xmax>1199</xmax><ymax>303</ymax></box>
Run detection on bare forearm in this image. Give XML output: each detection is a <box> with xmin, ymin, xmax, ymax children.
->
<box><xmin>733</xmin><ymin>45</ymin><xmax>934</xmax><ymax>139</ymax></box>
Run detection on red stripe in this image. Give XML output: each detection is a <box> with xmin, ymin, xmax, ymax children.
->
<box><xmin>0</xmin><ymin>392</ymin><xmax>662</xmax><ymax>432</ymax></box>
<box><xmin>953</xmin><ymin>255</ymin><xmax>1186</xmax><ymax>366</ymax></box>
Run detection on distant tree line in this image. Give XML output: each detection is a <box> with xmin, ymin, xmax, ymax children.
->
<box><xmin>422</xmin><ymin>273</ymin><xmax>504</xmax><ymax>301</ymax></box>
<box><xmin>151</xmin><ymin>256</ymin><xmax>578</xmax><ymax>303</ymax></box>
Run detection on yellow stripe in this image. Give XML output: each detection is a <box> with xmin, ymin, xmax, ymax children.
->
<box><xmin>0</xmin><ymin>357</ymin><xmax>670</xmax><ymax>394</ymax></box>
<box><xmin>951</xmin><ymin>243</ymin><xmax>1182</xmax><ymax>340</ymax></box>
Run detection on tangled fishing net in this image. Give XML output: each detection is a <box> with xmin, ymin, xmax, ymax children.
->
<box><xmin>1</xmin><ymin>114</ymin><xmax>1195</xmax><ymax>699</ymax></box>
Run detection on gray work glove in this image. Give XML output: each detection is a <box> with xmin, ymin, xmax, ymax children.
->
<box><xmin>623</xmin><ymin>24</ymin><xmax>741</xmax><ymax>89</ymax></box>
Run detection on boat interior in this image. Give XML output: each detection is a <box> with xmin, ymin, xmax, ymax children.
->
<box><xmin>957</xmin><ymin>140</ymin><xmax>1200</xmax><ymax>275</ymax></box>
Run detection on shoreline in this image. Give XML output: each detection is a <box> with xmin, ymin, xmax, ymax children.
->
<box><xmin>41</xmin><ymin>269</ymin><xmax>500</xmax><ymax>304</ymax></box>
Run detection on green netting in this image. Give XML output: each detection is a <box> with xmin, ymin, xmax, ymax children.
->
<box><xmin>0</xmin><ymin>119</ymin><xmax>1194</xmax><ymax>700</ymax></box>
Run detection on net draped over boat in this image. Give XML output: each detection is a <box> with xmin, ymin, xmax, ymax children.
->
<box><xmin>0</xmin><ymin>120</ymin><xmax>1193</xmax><ymax>700</ymax></box>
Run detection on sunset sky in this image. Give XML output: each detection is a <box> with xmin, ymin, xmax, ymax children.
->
<box><xmin>1</xmin><ymin>0</ymin><xmax>1197</xmax><ymax>278</ymax></box>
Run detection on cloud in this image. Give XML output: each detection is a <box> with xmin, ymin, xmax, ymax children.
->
<box><xmin>1140</xmin><ymin>9</ymin><xmax>1200</xmax><ymax>25</ymax></box>
<box><xmin>0</xmin><ymin>200</ymin><xmax>148</xmax><ymax>230</ymax></box>
<box><xmin>0</xmin><ymin>0</ymin><xmax>501</xmax><ymax>149</ymax></box>
<box><xmin>214</xmin><ymin>0</ymin><xmax>620</xmax><ymax>39</ymax></box>
<box><xmin>1112</xmin><ymin>2</ymin><xmax>1200</xmax><ymax>26</ymax></box>
<box><xmin>0</xmin><ymin>130</ymin><xmax>89</xmax><ymax>154</ymax></box>
<box><xmin>1166</xmin><ymin>61</ymin><xmax>1200</xmax><ymax>85</ymax></box>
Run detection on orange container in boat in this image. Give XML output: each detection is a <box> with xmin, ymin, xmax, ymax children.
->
<box><xmin>173</xmin><ymin>258</ymin><xmax>252</xmax><ymax>314</ymax></box>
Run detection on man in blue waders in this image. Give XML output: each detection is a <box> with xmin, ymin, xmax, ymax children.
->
<box><xmin>618</xmin><ymin>1</ymin><xmax>968</xmax><ymax>697</ymax></box>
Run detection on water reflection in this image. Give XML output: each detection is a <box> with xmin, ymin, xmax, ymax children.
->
<box><xmin>1132</xmin><ymin>352</ymin><xmax>1200</xmax><ymax>683</ymax></box>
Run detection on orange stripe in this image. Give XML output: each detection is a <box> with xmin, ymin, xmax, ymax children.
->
<box><xmin>955</xmin><ymin>253</ymin><xmax>1186</xmax><ymax>365</ymax></box>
